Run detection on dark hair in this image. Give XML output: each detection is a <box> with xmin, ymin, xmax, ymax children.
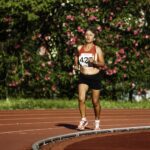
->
<box><xmin>85</xmin><ymin>26</ymin><xmax>97</xmax><ymax>35</ymax></box>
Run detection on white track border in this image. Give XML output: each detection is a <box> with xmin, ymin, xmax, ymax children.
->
<box><xmin>32</xmin><ymin>126</ymin><xmax>150</xmax><ymax>150</ymax></box>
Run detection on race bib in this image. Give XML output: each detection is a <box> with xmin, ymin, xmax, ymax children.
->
<box><xmin>79</xmin><ymin>53</ymin><xmax>94</xmax><ymax>67</ymax></box>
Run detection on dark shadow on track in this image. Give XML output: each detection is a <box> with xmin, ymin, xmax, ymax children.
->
<box><xmin>55</xmin><ymin>123</ymin><xmax>91</xmax><ymax>131</ymax></box>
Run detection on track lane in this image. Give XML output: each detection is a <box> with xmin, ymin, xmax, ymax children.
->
<box><xmin>0</xmin><ymin>109</ymin><xmax>150</xmax><ymax>150</ymax></box>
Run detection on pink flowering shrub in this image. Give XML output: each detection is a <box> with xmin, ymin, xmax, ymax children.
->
<box><xmin>61</xmin><ymin>1</ymin><xmax>150</xmax><ymax>100</ymax></box>
<box><xmin>0</xmin><ymin>0</ymin><xmax>149</xmax><ymax>100</ymax></box>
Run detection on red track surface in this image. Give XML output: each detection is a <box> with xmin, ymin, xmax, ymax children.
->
<box><xmin>0</xmin><ymin>109</ymin><xmax>150</xmax><ymax>150</ymax></box>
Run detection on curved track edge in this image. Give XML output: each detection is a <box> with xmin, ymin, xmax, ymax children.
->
<box><xmin>32</xmin><ymin>126</ymin><xmax>150</xmax><ymax>150</ymax></box>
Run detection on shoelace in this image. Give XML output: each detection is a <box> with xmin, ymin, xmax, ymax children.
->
<box><xmin>79</xmin><ymin>120</ymin><xmax>87</xmax><ymax>126</ymax></box>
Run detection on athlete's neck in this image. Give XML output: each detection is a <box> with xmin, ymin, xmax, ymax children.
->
<box><xmin>84</xmin><ymin>43</ymin><xmax>94</xmax><ymax>51</ymax></box>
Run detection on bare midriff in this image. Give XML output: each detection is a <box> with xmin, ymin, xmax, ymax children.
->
<box><xmin>80</xmin><ymin>66</ymin><xmax>100</xmax><ymax>75</ymax></box>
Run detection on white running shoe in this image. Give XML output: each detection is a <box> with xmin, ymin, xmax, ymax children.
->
<box><xmin>94</xmin><ymin>120</ymin><xmax>100</xmax><ymax>130</ymax></box>
<box><xmin>77</xmin><ymin>119</ymin><xmax>88</xmax><ymax>130</ymax></box>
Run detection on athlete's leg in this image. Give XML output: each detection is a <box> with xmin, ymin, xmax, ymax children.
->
<box><xmin>77</xmin><ymin>83</ymin><xmax>89</xmax><ymax>130</ymax></box>
<box><xmin>91</xmin><ymin>89</ymin><xmax>101</xmax><ymax>120</ymax></box>
<box><xmin>78</xmin><ymin>83</ymin><xmax>89</xmax><ymax>119</ymax></box>
<box><xmin>92</xmin><ymin>89</ymin><xmax>101</xmax><ymax>130</ymax></box>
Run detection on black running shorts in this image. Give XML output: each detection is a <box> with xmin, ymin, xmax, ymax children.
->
<box><xmin>78</xmin><ymin>72</ymin><xmax>101</xmax><ymax>90</ymax></box>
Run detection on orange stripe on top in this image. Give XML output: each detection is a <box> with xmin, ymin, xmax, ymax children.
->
<box><xmin>79</xmin><ymin>45</ymin><xmax>96</xmax><ymax>56</ymax></box>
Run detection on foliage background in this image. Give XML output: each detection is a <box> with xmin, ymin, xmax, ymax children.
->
<box><xmin>0</xmin><ymin>0</ymin><xmax>150</xmax><ymax>100</ymax></box>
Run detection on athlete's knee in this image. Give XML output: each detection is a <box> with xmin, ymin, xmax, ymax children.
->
<box><xmin>92</xmin><ymin>99</ymin><xmax>99</xmax><ymax>107</ymax></box>
<box><xmin>78</xmin><ymin>97</ymin><xmax>85</xmax><ymax>104</ymax></box>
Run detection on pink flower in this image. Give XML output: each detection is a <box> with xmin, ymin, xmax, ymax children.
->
<box><xmin>136</xmin><ymin>52</ymin><xmax>140</xmax><ymax>57</ymax></box>
<box><xmin>115</xmin><ymin>52</ymin><xmax>120</xmax><ymax>57</ymax></box>
<box><xmin>140</xmin><ymin>60</ymin><xmax>144</xmax><ymax>64</ymax></box>
<box><xmin>89</xmin><ymin>8</ymin><xmax>99</xmax><ymax>13</ymax></box>
<box><xmin>70</xmin><ymin>36</ymin><xmax>77</xmax><ymax>43</ymax></box>
<box><xmin>48</xmin><ymin>71</ymin><xmax>51</xmax><ymax>74</ymax></box>
<box><xmin>114</xmin><ymin>56</ymin><xmax>122</xmax><ymax>64</ymax></box>
<box><xmin>125</xmin><ymin>0</ymin><xmax>128</xmax><ymax>4</ymax></box>
<box><xmin>127</xmin><ymin>27</ymin><xmax>132</xmax><ymax>32</ymax></box>
<box><xmin>133</xmin><ymin>29</ymin><xmax>139</xmax><ymax>36</ymax></box>
<box><xmin>115</xmin><ymin>34</ymin><xmax>121</xmax><ymax>39</ymax></box>
<box><xmin>143</xmin><ymin>35</ymin><xmax>149</xmax><ymax>39</ymax></box>
<box><xmin>51</xmin><ymin>85</ymin><xmax>57</xmax><ymax>91</ymax></box>
<box><xmin>37</xmin><ymin>34</ymin><xmax>42</xmax><ymax>38</ymax></box>
<box><xmin>77</xmin><ymin>26</ymin><xmax>84</xmax><ymax>33</ymax></box>
<box><xmin>68</xmin><ymin>72</ymin><xmax>73</xmax><ymax>76</ymax></box>
<box><xmin>44</xmin><ymin>36</ymin><xmax>51</xmax><ymax>41</ymax></box>
<box><xmin>36</xmin><ymin>75</ymin><xmax>40</xmax><ymax>81</ymax></box>
<box><xmin>109</xmin><ymin>16</ymin><xmax>113</xmax><ymax>21</ymax></box>
<box><xmin>122</xmin><ymin>65</ymin><xmax>127</xmax><ymax>70</ymax></box>
<box><xmin>116</xmin><ymin>7</ymin><xmax>121</xmax><ymax>11</ymax></box>
<box><xmin>32</xmin><ymin>35</ymin><xmax>37</xmax><ymax>40</ymax></box>
<box><xmin>88</xmin><ymin>15</ymin><xmax>98</xmax><ymax>21</ymax></box>
<box><xmin>133</xmin><ymin>40</ymin><xmax>138</xmax><ymax>47</ymax></box>
<box><xmin>131</xmin><ymin>82</ymin><xmax>135</xmax><ymax>88</ymax></box>
<box><xmin>43</xmin><ymin>88</ymin><xmax>46</xmax><ymax>91</ymax></box>
<box><xmin>41</xmin><ymin>62</ymin><xmax>46</xmax><ymax>68</ymax></box>
<box><xmin>134</xmin><ymin>42</ymin><xmax>138</xmax><ymax>47</ymax></box>
<box><xmin>137</xmin><ymin>91</ymin><xmax>141</xmax><ymax>95</ymax></box>
<box><xmin>44</xmin><ymin>75</ymin><xmax>50</xmax><ymax>81</ymax></box>
<box><xmin>39</xmin><ymin>46</ymin><xmax>47</xmax><ymax>56</ymax></box>
<box><xmin>47</xmin><ymin>61</ymin><xmax>52</xmax><ymax>66</ymax></box>
<box><xmin>3</xmin><ymin>16</ymin><xmax>12</xmax><ymax>23</ymax></box>
<box><xmin>85</xmin><ymin>8</ymin><xmax>99</xmax><ymax>13</ymax></box>
<box><xmin>115</xmin><ymin>21</ymin><xmax>123</xmax><ymax>27</ymax></box>
<box><xmin>85</xmin><ymin>8</ymin><xmax>89</xmax><ymax>13</ymax></box>
<box><xmin>67</xmin><ymin>36</ymin><xmax>77</xmax><ymax>45</ymax></box>
<box><xmin>81</xmin><ymin>13</ymin><xmax>85</xmax><ymax>17</ymax></box>
<box><xmin>101</xmin><ymin>65</ymin><xmax>108</xmax><ymax>70</ymax></box>
<box><xmin>106</xmin><ymin>69</ymin><xmax>113</xmax><ymax>76</ymax></box>
<box><xmin>102</xmin><ymin>0</ymin><xmax>109</xmax><ymax>3</ymax></box>
<box><xmin>112</xmin><ymin>67</ymin><xmax>117</xmax><ymax>74</ymax></box>
<box><xmin>97</xmin><ymin>25</ymin><xmax>102</xmax><ymax>32</ymax></box>
<box><xmin>123</xmin><ymin>74</ymin><xmax>127</xmax><ymax>78</ymax></box>
<box><xmin>122</xmin><ymin>54</ymin><xmax>126</xmax><ymax>59</ymax></box>
<box><xmin>9</xmin><ymin>81</ymin><xmax>19</xmax><ymax>87</ymax></box>
<box><xmin>110</xmin><ymin>12</ymin><xmax>115</xmax><ymax>16</ymax></box>
<box><xmin>15</xmin><ymin>44</ymin><xmax>21</xmax><ymax>49</ymax></box>
<box><xmin>62</xmin><ymin>22</ymin><xmax>68</xmax><ymax>27</ymax></box>
<box><xmin>106</xmin><ymin>68</ymin><xmax>117</xmax><ymax>76</ymax></box>
<box><xmin>119</xmin><ymin>48</ymin><xmax>125</xmax><ymax>55</ymax></box>
<box><xmin>66</xmin><ymin>15</ymin><xmax>75</xmax><ymax>21</ymax></box>
<box><xmin>24</xmin><ymin>70</ymin><xmax>31</xmax><ymax>76</ymax></box>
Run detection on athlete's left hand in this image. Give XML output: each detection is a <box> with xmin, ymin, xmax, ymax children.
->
<box><xmin>88</xmin><ymin>58</ymin><xmax>94</xmax><ymax>63</ymax></box>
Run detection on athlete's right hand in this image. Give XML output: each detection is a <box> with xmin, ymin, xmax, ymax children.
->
<box><xmin>88</xmin><ymin>58</ymin><xmax>94</xmax><ymax>63</ymax></box>
<box><xmin>73</xmin><ymin>65</ymin><xmax>80</xmax><ymax>71</ymax></box>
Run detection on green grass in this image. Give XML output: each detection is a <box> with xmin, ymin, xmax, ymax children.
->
<box><xmin>0</xmin><ymin>98</ymin><xmax>150</xmax><ymax>110</ymax></box>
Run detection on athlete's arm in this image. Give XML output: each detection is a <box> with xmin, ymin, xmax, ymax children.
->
<box><xmin>93</xmin><ymin>46</ymin><xmax>105</xmax><ymax>67</ymax></box>
<box><xmin>73</xmin><ymin>45</ymin><xmax>82</xmax><ymax>70</ymax></box>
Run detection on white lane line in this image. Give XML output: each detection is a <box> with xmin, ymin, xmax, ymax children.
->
<box><xmin>0</xmin><ymin>116</ymin><xmax>80</xmax><ymax>121</ymax></box>
<box><xmin>0</xmin><ymin>113</ymin><xmax>150</xmax><ymax>117</ymax></box>
<box><xmin>0</xmin><ymin>121</ymin><xmax>54</xmax><ymax>126</ymax></box>
<box><xmin>0</xmin><ymin>114</ymin><xmax>150</xmax><ymax>121</ymax></box>
<box><xmin>0</xmin><ymin>111</ymin><xmax>150</xmax><ymax>117</ymax></box>
<box><xmin>0</xmin><ymin>127</ymin><xmax>65</xmax><ymax>135</ymax></box>
<box><xmin>0</xmin><ymin>118</ymin><xmax>150</xmax><ymax>126</ymax></box>
<box><xmin>0</xmin><ymin>122</ymin><xmax>150</xmax><ymax>135</ymax></box>
<box><xmin>0</xmin><ymin>113</ymin><xmax>80</xmax><ymax>117</ymax></box>
<box><xmin>103</xmin><ymin>123</ymin><xmax>150</xmax><ymax>127</ymax></box>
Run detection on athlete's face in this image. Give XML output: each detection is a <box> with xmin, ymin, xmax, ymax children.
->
<box><xmin>85</xmin><ymin>30</ymin><xmax>95</xmax><ymax>43</ymax></box>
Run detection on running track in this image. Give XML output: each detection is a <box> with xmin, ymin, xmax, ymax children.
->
<box><xmin>0</xmin><ymin>109</ymin><xmax>150</xmax><ymax>150</ymax></box>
